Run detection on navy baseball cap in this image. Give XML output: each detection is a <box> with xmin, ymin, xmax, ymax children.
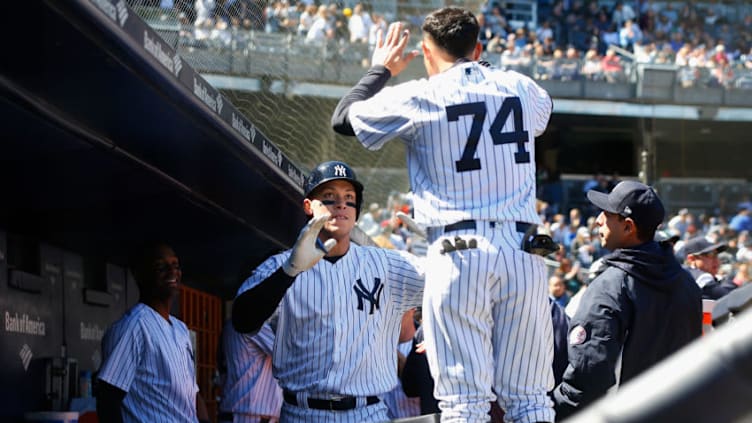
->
<box><xmin>587</xmin><ymin>180</ymin><xmax>665</xmax><ymax>231</ymax></box>
<box><xmin>683</xmin><ymin>236</ymin><xmax>728</xmax><ymax>256</ymax></box>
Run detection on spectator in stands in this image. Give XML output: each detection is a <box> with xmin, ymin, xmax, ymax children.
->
<box><xmin>611</xmin><ymin>1</ymin><xmax>637</xmax><ymax>29</ymax></box>
<box><xmin>477</xmin><ymin>13</ymin><xmax>493</xmax><ymax>50</ymax></box>
<box><xmin>668</xmin><ymin>208</ymin><xmax>691</xmax><ymax>239</ymax></box>
<box><xmin>485</xmin><ymin>4</ymin><xmax>509</xmax><ymax>40</ymax></box>
<box><xmin>330</xmin><ymin>4</ymin><xmax>351</xmax><ymax>44</ymax></box>
<box><xmin>264</xmin><ymin>1</ymin><xmax>284</xmax><ymax>34</ymax></box>
<box><xmin>537</xmin><ymin>20</ymin><xmax>554</xmax><ymax>44</ymax></box>
<box><xmin>581</xmin><ymin>48</ymin><xmax>603</xmax><ymax>81</ymax></box>
<box><xmin>683</xmin><ymin>236</ymin><xmax>737</xmax><ymax>300</ymax></box>
<box><xmin>368</xmin><ymin>13</ymin><xmax>387</xmax><ymax>51</ymax></box>
<box><xmin>195</xmin><ymin>0</ymin><xmax>216</xmax><ymax>28</ymax></box>
<box><xmin>224</xmin><ymin>0</ymin><xmax>265</xmax><ymax>30</ymax></box>
<box><xmin>619</xmin><ymin>19</ymin><xmax>643</xmax><ymax>52</ymax></box>
<box><xmin>601</xmin><ymin>48</ymin><xmax>624</xmax><ymax>82</ymax></box>
<box><xmin>286</xmin><ymin>2</ymin><xmax>304</xmax><ymax>31</ymax></box>
<box><xmin>305</xmin><ymin>5</ymin><xmax>333</xmax><ymax>44</ymax></box>
<box><xmin>297</xmin><ymin>4</ymin><xmax>317</xmax><ymax>37</ymax></box>
<box><xmin>733</xmin><ymin>262</ymin><xmax>751</xmax><ymax>287</ymax></box>
<box><xmin>729</xmin><ymin>203</ymin><xmax>752</xmax><ymax>234</ymax></box>
<box><xmin>654</xmin><ymin>13</ymin><xmax>673</xmax><ymax>38</ymax></box>
<box><xmin>558</xmin><ymin>256</ymin><xmax>583</xmax><ymax>296</ymax></box>
<box><xmin>559</xmin><ymin>47</ymin><xmax>582</xmax><ymax>80</ymax></box>
<box><xmin>573</xmin><ymin>227</ymin><xmax>596</xmax><ymax>267</ymax></box>
<box><xmin>736</xmin><ymin>233</ymin><xmax>752</xmax><ymax>263</ymax></box>
<box><xmin>541</xmin><ymin>34</ymin><xmax>557</xmax><ymax>56</ymax></box>
<box><xmin>716</xmin><ymin>23</ymin><xmax>734</xmax><ymax>50</ymax></box>
<box><xmin>639</xmin><ymin>7</ymin><xmax>657</xmax><ymax>38</ymax></box>
<box><xmin>549</xmin><ymin>213</ymin><xmax>569</xmax><ymax>246</ymax></box>
<box><xmin>601</xmin><ymin>23</ymin><xmax>620</xmax><ymax>52</ymax></box>
<box><xmin>549</xmin><ymin>274</ymin><xmax>570</xmax><ymax>307</ymax></box>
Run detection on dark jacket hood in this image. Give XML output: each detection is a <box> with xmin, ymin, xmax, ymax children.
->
<box><xmin>603</xmin><ymin>241</ymin><xmax>684</xmax><ymax>292</ymax></box>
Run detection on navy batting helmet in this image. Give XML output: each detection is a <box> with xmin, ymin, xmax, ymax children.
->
<box><xmin>304</xmin><ymin>161</ymin><xmax>364</xmax><ymax>218</ymax></box>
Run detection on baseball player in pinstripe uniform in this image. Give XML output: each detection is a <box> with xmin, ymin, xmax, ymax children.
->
<box><xmin>97</xmin><ymin>244</ymin><xmax>210</xmax><ymax>423</ymax></box>
<box><xmin>231</xmin><ymin>161</ymin><xmax>425</xmax><ymax>423</ymax></box>
<box><xmin>218</xmin><ymin>320</ymin><xmax>282</xmax><ymax>423</ymax></box>
<box><xmin>332</xmin><ymin>7</ymin><xmax>555</xmax><ymax>422</ymax></box>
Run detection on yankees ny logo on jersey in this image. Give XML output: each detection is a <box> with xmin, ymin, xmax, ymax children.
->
<box><xmin>353</xmin><ymin>278</ymin><xmax>384</xmax><ymax>314</ymax></box>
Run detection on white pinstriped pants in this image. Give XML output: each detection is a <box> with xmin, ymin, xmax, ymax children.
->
<box><xmin>422</xmin><ymin>221</ymin><xmax>555</xmax><ymax>423</ymax></box>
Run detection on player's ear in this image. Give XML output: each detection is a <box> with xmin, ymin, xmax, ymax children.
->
<box><xmin>472</xmin><ymin>42</ymin><xmax>482</xmax><ymax>60</ymax></box>
<box><xmin>421</xmin><ymin>40</ymin><xmax>430</xmax><ymax>58</ymax></box>
<box><xmin>624</xmin><ymin>218</ymin><xmax>635</xmax><ymax>234</ymax></box>
<box><xmin>303</xmin><ymin>198</ymin><xmax>314</xmax><ymax>217</ymax></box>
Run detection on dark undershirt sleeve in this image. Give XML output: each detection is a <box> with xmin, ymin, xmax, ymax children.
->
<box><xmin>331</xmin><ymin>65</ymin><xmax>392</xmax><ymax>136</ymax></box>
<box><xmin>231</xmin><ymin>268</ymin><xmax>295</xmax><ymax>334</ymax></box>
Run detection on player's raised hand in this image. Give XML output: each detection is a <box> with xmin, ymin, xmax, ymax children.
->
<box><xmin>371</xmin><ymin>22</ymin><xmax>419</xmax><ymax>77</ymax></box>
<box><xmin>282</xmin><ymin>202</ymin><xmax>337</xmax><ymax>276</ymax></box>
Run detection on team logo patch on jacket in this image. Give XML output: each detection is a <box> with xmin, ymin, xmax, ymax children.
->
<box><xmin>569</xmin><ymin>325</ymin><xmax>587</xmax><ymax>345</ymax></box>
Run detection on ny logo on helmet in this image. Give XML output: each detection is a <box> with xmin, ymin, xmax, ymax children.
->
<box><xmin>334</xmin><ymin>165</ymin><xmax>348</xmax><ymax>177</ymax></box>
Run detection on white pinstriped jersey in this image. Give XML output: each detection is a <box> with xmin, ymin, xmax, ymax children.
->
<box><xmin>98</xmin><ymin>303</ymin><xmax>199</xmax><ymax>423</ymax></box>
<box><xmin>235</xmin><ymin>244</ymin><xmax>424</xmax><ymax>398</ymax></box>
<box><xmin>349</xmin><ymin>62</ymin><xmax>552</xmax><ymax>227</ymax></box>
<box><xmin>219</xmin><ymin>321</ymin><xmax>282</xmax><ymax>421</ymax></box>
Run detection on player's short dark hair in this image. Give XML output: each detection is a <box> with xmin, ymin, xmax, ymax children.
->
<box><xmin>422</xmin><ymin>7</ymin><xmax>479</xmax><ymax>60</ymax></box>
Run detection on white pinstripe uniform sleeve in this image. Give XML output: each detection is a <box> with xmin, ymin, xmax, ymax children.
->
<box><xmin>99</xmin><ymin>315</ymin><xmax>142</xmax><ymax>393</ymax></box>
<box><xmin>526</xmin><ymin>74</ymin><xmax>553</xmax><ymax>136</ymax></box>
<box><xmin>220</xmin><ymin>321</ymin><xmax>283</xmax><ymax>420</ymax></box>
<box><xmin>348</xmin><ymin>81</ymin><xmax>424</xmax><ymax>150</ymax></box>
<box><xmin>385</xmin><ymin>249</ymin><xmax>425</xmax><ymax>312</ymax></box>
<box><xmin>250</xmin><ymin>322</ymin><xmax>276</xmax><ymax>356</ymax></box>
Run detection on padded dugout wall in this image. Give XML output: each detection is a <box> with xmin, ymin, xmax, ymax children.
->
<box><xmin>0</xmin><ymin>234</ymin><xmax>65</xmax><ymax>419</ymax></box>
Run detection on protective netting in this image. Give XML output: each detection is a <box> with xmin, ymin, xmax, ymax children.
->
<box><xmin>126</xmin><ymin>0</ymin><xmax>472</xmax><ymax>212</ymax></box>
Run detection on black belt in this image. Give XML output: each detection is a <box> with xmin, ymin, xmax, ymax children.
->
<box><xmin>283</xmin><ymin>390</ymin><xmax>379</xmax><ymax>411</ymax></box>
<box><xmin>443</xmin><ymin>220</ymin><xmax>532</xmax><ymax>234</ymax></box>
<box><xmin>217</xmin><ymin>412</ymin><xmax>270</xmax><ymax>423</ymax></box>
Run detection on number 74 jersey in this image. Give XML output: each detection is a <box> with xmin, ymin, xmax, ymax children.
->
<box><xmin>348</xmin><ymin>62</ymin><xmax>552</xmax><ymax>227</ymax></box>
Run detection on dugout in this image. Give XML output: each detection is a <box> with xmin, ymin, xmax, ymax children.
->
<box><xmin>1</xmin><ymin>0</ymin><xmax>312</xmax><ymax>420</ymax></box>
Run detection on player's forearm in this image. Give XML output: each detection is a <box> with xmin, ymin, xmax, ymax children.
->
<box><xmin>331</xmin><ymin>65</ymin><xmax>391</xmax><ymax>135</ymax></box>
<box><xmin>232</xmin><ymin>267</ymin><xmax>294</xmax><ymax>334</ymax></box>
<box><xmin>95</xmin><ymin>381</ymin><xmax>126</xmax><ymax>423</ymax></box>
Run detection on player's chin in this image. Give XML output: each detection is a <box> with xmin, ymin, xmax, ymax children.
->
<box><xmin>324</xmin><ymin>222</ymin><xmax>353</xmax><ymax>237</ymax></box>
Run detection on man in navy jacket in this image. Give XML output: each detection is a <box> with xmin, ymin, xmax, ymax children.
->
<box><xmin>552</xmin><ymin>181</ymin><xmax>702</xmax><ymax>420</ymax></box>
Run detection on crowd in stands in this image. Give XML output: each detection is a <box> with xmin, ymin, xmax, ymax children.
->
<box><xmin>136</xmin><ymin>0</ymin><xmax>752</xmax><ymax>88</ymax></box>
<box><xmin>484</xmin><ymin>0</ymin><xmax>752</xmax><ymax>87</ymax></box>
